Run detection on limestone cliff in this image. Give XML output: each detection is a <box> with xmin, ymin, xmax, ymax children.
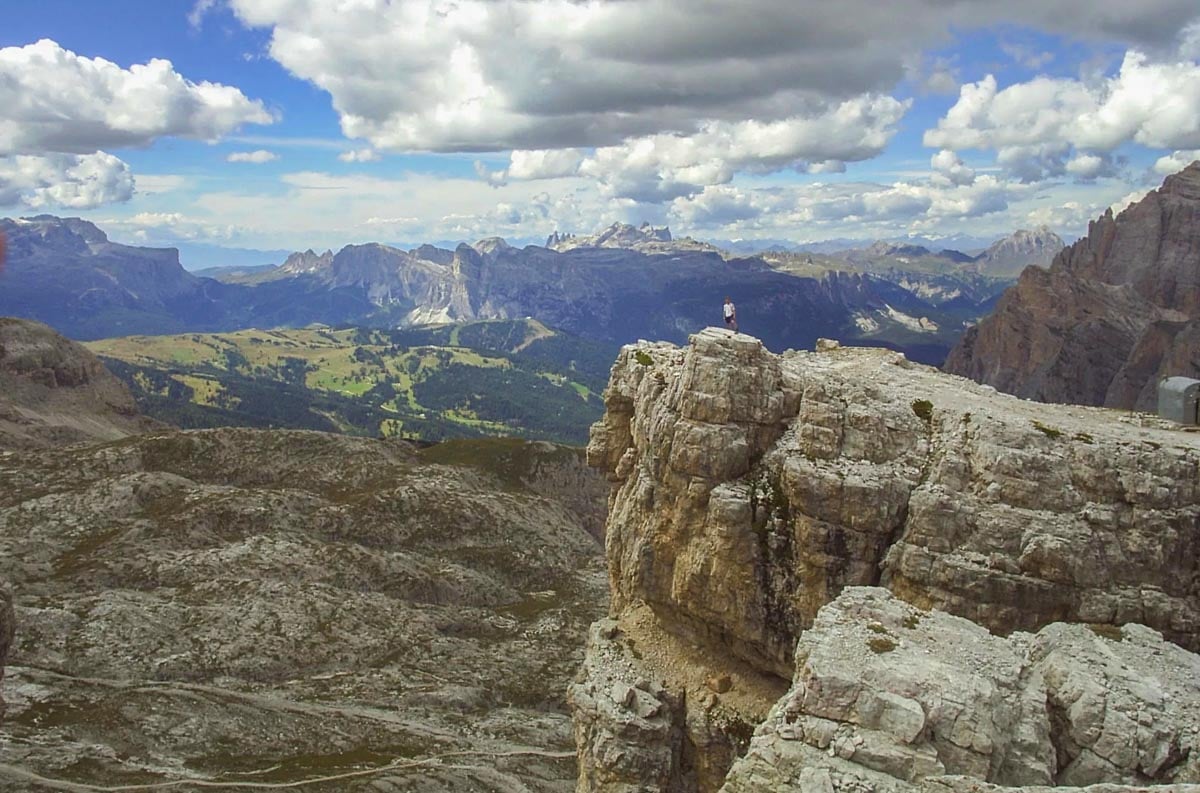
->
<box><xmin>945</xmin><ymin>161</ymin><xmax>1200</xmax><ymax>410</ymax></box>
<box><xmin>574</xmin><ymin>328</ymin><xmax>1200</xmax><ymax>791</ymax></box>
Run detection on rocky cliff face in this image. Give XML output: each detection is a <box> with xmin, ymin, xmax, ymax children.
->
<box><xmin>0</xmin><ymin>429</ymin><xmax>607</xmax><ymax>790</ymax></box>
<box><xmin>575</xmin><ymin>329</ymin><xmax>1200</xmax><ymax>791</ymax></box>
<box><xmin>945</xmin><ymin>162</ymin><xmax>1200</xmax><ymax>409</ymax></box>
<box><xmin>0</xmin><ymin>317</ymin><xmax>160</xmax><ymax>448</ymax></box>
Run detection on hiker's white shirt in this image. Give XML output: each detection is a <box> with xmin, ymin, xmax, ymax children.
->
<box><xmin>723</xmin><ymin>303</ymin><xmax>735</xmax><ymax>318</ymax></box>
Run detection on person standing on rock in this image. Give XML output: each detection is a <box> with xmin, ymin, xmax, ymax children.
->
<box><xmin>723</xmin><ymin>296</ymin><xmax>738</xmax><ymax>334</ymax></box>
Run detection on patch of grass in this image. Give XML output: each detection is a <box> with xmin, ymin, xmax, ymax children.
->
<box><xmin>1033</xmin><ymin>421</ymin><xmax>1063</xmax><ymax>440</ymax></box>
<box><xmin>1088</xmin><ymin>623</ymin><xmax>1123</xmax><ymax>642</ymax></box>
<box><xmin>634</xmin><ymin>350</ymin><xmax>654</xmax><ymax>366</ymax></box>
<box><xmin>911</xmin><ymin>399</ymin><xmax>933</xmax><ymax>422</ymax></box>
<box><xmin>902</xmin><ymin>613</ymin><xmax>921</xmax><ymax>629</ymax></box>
<box><xmin>866</xmin><ymin>622</ymin><xmax>889</xmax><ymax>634</ymax></box>
<box><xmin>1073</xmin><ymin>432</ymin><xmax>1095</xmax><ymax>444</ymax></box>
<box><xmin>867</xmin><ymin>636</ymin><xmax>897</xmax><ymax>654</ymax></box>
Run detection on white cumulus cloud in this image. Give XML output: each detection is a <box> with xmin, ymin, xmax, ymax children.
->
<box><xmin>227</xmin><ymin>149</ymin><xmax>278</xmax><ymax>163</ymax></box>
<box><xmin>0</xmin><ymin>151</ymin><xmax>134</xmax><ymax>210</ymax></box>
<box><xmin>1154</xmin><ymin>149</ymin><xmax>1200</xmax><ymax>174</ymax></box>
<box><xmin>339</xmin><ymin>148</ymin><xmax>382</xmax><ymax>163</ymax></box>
<box><xmin>101</xmin><ymin>211</ymin><xmax>246</xmax><ymax>244</ymax></box>
<box><xmin>573</xmin><ymin>96</ymin><xmax>909</xmax><ymax>202</ymax></box>
<box><xmin>931</xmin><ymin>149</ymin><xmax>976</xmax><ymax>186</ymax></box>
<box><xmin>0</xmin><ymin>39</ymin><xmax>274</xmax><ymax>156</ymax></box>
<box><xmin>925</xmin><ymin>52</ymin><xmax>1200</xmax><ymax>180</ymax></box>
<box><xmin>227</xmin><ymin>0</ymin><xmax>1199</xmax><ymax>154</ymax></box>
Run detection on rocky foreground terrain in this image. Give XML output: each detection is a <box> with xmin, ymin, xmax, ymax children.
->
<box><xmin>575</xmin><ymin>328</ymin><xmax>1200</xmax><ymax>791</ymax></box>
<box><xmin>946</xmin><ymin>161</ymin><xmax>1200</xmax><ymax>410</ymax></box>
<box><xmin>0</xmin><ymin>429</ymin><xmax>607</xmax><ymax>792</ymax></box>
<box><xmin>0</xmin><ymin>322</ymin><xmax>610</xmax><ymax>792</ymax></box>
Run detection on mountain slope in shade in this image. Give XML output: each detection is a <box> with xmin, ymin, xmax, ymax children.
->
<box><xmin>970</xmin><ymin>226</ymin><xmax>1066</xmax><ymax>277</ymax></box>
<box><xmin>945</xmin><ymin>161</ymin><xmax>1200</xmax><ymax>410</ymax></box>
<box><xmin>0</xmin><ymin>317</ymin><xmax>161</xmax><ymax>448</ymax></box>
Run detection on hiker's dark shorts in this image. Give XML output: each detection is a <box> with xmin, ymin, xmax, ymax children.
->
<box><xmin>724</xmin><ymin>316</ymin><xmax>735</xmax><ymax>325</ymax></box>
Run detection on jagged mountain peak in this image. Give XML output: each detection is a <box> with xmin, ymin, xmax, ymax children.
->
<box><xmin>864</xmin><ymin>240</ymin><xmax>931</xmax><ymax>258</ymax></box>
<box><xmin>472</xmin><ymin>236</ymin><xmax>513</xmax><ymax>255</ymax></box>
<box><xmin>279</xmin><ymin>248</ymin><xmax>334</xmax><ymax>274</ymax></box>
<box><xmin>546</xmin><ymin>221</ymin><xmax>673</xmax><ymax>252</ymax></box>
<box><xmin>971</xmin><ymin>225</ymin><xmax>1065</xmax><ymax>277</ymax></box>
<box><xmin>1159</xmin><ymin>159</ymin><xmax>1200</xmax><ymax>200</ymax></box>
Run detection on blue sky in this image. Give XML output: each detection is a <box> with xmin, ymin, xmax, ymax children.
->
<box><xmin>2</xmin><ymin>1</ymin><xmax>1199</xmax><ymax>260</ymax></box>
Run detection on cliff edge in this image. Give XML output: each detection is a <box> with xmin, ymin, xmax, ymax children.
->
<box><xmin>574</xmin><ymin>328</ymin><xmax>1200</xmax><ymax>791</ymax></box>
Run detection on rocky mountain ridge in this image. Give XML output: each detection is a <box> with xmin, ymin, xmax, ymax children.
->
<box><xmin>945</xmin><ymin>161</ymin><xmax>1200</xmax><ymax>409</ymax></box>
<box><xmin>574</xmin><ymin>329</ymin><xmax>1200</xmax><ymax>791</ymax></box>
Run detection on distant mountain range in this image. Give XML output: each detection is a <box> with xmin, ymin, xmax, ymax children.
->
<box><xmin>0</xmin><ymin>216</ymin><xmax>1058</xmax><ymax>364</ymax></box>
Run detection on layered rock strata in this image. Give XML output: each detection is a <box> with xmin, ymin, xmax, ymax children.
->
<box><xmin>945</xmin><ymin>161</ymin><xmax>1200</xmax><ymax>410</ymax></box>
<box><xmin>576</xmin><ymin>328</ymin><xmax>1200</xmax><ymax>791</ymax></box>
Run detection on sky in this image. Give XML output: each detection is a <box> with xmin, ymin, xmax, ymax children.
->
<box><xmin>2</xmin><ymin>0</ymin><xmax>1200</xmax><ymax>259</ymax></box>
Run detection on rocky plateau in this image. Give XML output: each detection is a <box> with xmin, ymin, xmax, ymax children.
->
<box><xmin>575</xmin><ymin>327</ymin><xmax>1200</xmax><ymax>792</ymax></box>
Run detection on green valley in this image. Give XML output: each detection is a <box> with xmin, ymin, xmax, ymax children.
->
<box><xmin>86</xmin><ymin>319</ymin><xmax>617</xmax><ymax>445</ymax></box>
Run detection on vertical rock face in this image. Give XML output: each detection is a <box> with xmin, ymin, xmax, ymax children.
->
<box><xmin>576</xmin><ymin>329</ymin><xmax>1200</xmax><ymax>791</ymax></box>
<box><xmin>945</xmin><ymin>161</ymin><xmax>1200</xmax><ymax>410</ymax></box>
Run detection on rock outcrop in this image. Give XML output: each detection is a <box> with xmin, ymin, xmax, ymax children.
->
<box><xmin>945</xmin><ymin>162</ymin><xmax>1200</xmax><ymax>410</ymax></box>
<box><xmin>0</xmin><ymin>317</ymin><xmax>161</xmax><ymax>448</ymax></box>
<box><xmin>724</xmin><ymin>588</ymin><xmax>1200</xmax><ymax>791</ymax></box>
<box><xmin>575</xmin><ymin>328</ymin><xmax>1200</xmax><ymax>791</ymax></box>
